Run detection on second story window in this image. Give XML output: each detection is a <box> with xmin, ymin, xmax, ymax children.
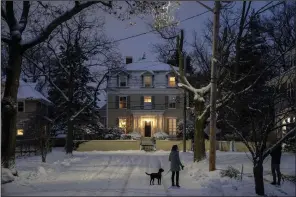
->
<box><xmin>119</xmin><ymin>96</ymin><xmax>127</xmax><ymax>109</ymax></box>
<box><xmin>168</xmin><ymin>96</ymin><xmax>176</xmax><ymax>109</ymax></box>
<box><xmin>144</xmin><ymin>75</ymin><xmax>152</xmax><ymax>87</ymax></box>
<box><xmin>144</xmin><ymin>96</ymin><xmax>152</xmax><ymax>109</ymax></box>
<box><xmin>18</xmin><ymin>102</ymin><xmax>25</xmax><ymax>112</ymax></box>
<box><xmin>119</xmin><ymin>75</ymin><xmax>127</xmax><ymax>87</ymax></box>
<box><xmin>168</xmin><ymin>76</ymin><xmax>176</xmax><ymax>87</ymax></box>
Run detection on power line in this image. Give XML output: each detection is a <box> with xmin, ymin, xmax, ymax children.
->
<box><xmin>107</xmin><ymin>10</ymin><xmax>211</xmax><ymax>44</ymax></box>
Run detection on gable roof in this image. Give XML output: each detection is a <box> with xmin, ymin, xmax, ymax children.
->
<box><xmin>1</xmin><ymin>79</ymin><xmax>52</xmax><ymax>105</ymax></box>
<box><xmin>124</xmin><ymin>59</ymin><xmax>179</xmax><ymax>72</ymax></box>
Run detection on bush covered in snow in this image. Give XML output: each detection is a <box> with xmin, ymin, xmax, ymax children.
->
<box><xmin>129</xmin><ymin>131</ymin><xmax>141</xmax><ymax>140</ymax></box>
<box><xmin>104</xmin><ymin>127</ymin><xmax>124</xmax><ymax>140</ymax></box>
<box><xmin>153</xmin><ymin>131</ymin><xmax>169</xmax><ymax>140</ymax></box>
<box><xmin>120</xmin><ymin>134</ymin><xmax>132</xmax><ymax>140</ymax></box>
<box><xmin>1</xmin><ymin>168</ymin><xmax>15</xmax><ymax>184</ymax></box>
<box><xmin>177</xmin><ymin>119</ymin><xmax>194</xmax><ymax>139</ymax></box>
<box><xmin>220</xmin><ymin>166</ymin><xmax>241</xmax><ymax>180</ymax></box>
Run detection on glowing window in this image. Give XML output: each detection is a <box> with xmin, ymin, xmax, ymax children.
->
<box><xmin>169</xmin><ymin>76</ymin><xmax>176</xmax><ymax>87</ymax></box>
<box><xmin>144</xmin><ymin>76</ymin><xmax>152</xmax><ymax>87</ymax></box>
<box><xmin>17</xmin><ymin>129</ymin><xmax>24</xmax><ymax>136</ymax></box>
<box><xmin>118</xmin><ymin>118</ymin><xmax>127</xmax><ymax>133</ymax></box>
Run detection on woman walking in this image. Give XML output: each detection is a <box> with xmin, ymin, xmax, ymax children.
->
<box><xmin>169</xmin><ymin>145</ymin><xmax>184</xmax><ymax>187</ymax></box>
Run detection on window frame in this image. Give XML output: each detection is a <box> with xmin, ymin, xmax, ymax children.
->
<box><xmin>168</xmin><ymin>95</ymin><xmax>176</xmax><ymax>109</ymax></box>
<box><xmin>17</xmin><ymin>101</ymin><xmax>25</xmax><ymax>112</ymax></box>
<box><xmin>168</xmin><ymin>118</ymin><xmax>177</xmax><ymax>136</ymax></box>
<box><xmin>119</xmin><ymin>75</ymin><xmax>128</xmax><ymax>87</ymax></box>
<box><xmin>144</xmin><ymin>96</ymin><xmax>152</xmax><ymax>109</ymax></box>
<box><xmin>168</xmin><ymin>76</ymin><xmax>176</xmax><ymax>87</ymax></box>
<box><xmin>119</xmin><ymin>96</ymin><xmax>127</xmax><ymax>109</ymax></box>
<box><xmin>143</xmin><ymin>75</ymin><xmax>152</xmax><ymax>88</ymax></box>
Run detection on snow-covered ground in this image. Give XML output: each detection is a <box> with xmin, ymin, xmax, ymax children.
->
<box><xmin>2</xmin><ymin>148</ymin><xmax>295</xmax><ymax>196</ymax></box>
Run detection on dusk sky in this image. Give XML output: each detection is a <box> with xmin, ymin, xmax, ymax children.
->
<box><xmin>100</xmin><ymin>1</ymin><xmax>267</xmax><ymax>62</ymax></box>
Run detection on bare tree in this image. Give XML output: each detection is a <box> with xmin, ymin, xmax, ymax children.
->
<box><xmin>152</xmin><ymin>1</ymin><xmax>291</xmax><ymax>162</ymax></box>
<box><xmin>1</xmin><ymin>0</ymin><xmax>171</xmax><ymax>169</ymax></box>
<box><xmin>224</xmin><ymin>66</ymin><xmax>296</xmax><ymax>195</ymax></box>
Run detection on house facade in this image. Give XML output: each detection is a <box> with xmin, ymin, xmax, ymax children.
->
<box><xmin>272</xmin><ymin>49</ymin><xmax>296</xmax><ymax>139</ymax></box>
<box><xmin>1</xmin><ymin>80</ymin><xmax>52</xmax><ymax>138</ymax></box>
<box><xmin>106</xmin><ymin>57</ymin><xmax>184</xmax><ymax>137</ymax></box>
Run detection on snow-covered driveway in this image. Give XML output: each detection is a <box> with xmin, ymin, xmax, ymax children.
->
<box><xmin>2</xmin><ymin>149</ymin><xmax>295</xmax><ymax>196</ymax></box>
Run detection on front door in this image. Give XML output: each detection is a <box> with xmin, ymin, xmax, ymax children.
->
<box><xmin>144</xmin><ymin>121</ymin><xmax>151</xmax><ymax>137</ymax></box>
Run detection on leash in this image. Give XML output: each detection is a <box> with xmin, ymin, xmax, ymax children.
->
<box><xmin>163</xmin><ymin>169</ymin><xmax>171</xmax><ymax>176</ymax></box>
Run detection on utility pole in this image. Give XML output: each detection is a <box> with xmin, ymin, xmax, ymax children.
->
<box><xmin>183</xmin><ymin>55</ymin><xmax>187</xmax><ymax>152</ymax></box>
<box><xmin>209</xmin><ymin>1</ymin><xmax>221</xmax><ymax>171</ymax></box>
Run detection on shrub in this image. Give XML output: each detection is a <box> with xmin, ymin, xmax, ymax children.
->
<box><xmin>220</xmin><ymin>166</ymin><xmax>241</xmax><ymax>180</ymax></box>
<box><xmin>104</xmin><ymin>127</ymin><xmax>124</xmax><ymax>140</ymax></box>
<box><xmin>120</xmin><ymin>134</ymin><xmax>132</xmax><ymax>140</ymax></box>
<box><xmin>177</xmin><ymin>119</ymin><xmax>194</xmax><ymax>139</ymax></box>
<box><xmin>153</xmin><ymin>131</ymin><xmax>169</xmax><ymax>140</ymax></box>
<box><xmin>283</xmin><ymin>136</ymin><xmax>296</xmax><ymax>153</ymax></box>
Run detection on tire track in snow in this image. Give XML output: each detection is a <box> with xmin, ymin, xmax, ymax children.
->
<box><xmin>158</xmin><ymin>155</ymin><xmax>172</xmax><ymax>196</ymax></box>
<box><xmin>118</xmin><ymin>155</ymin><xmax>143</xmax><ymax>196</ymax></box>
<box><xmin>99</xmin><ymin>155</ymin><xmax>135</xmax><ymax>196</ymax></box>
<box><xmin>80</xmin><ymin>155</ymin><xmax>113</xmax><ymax>182</ymax></box>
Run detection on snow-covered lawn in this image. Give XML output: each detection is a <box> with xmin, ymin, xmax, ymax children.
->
<box><xmin>2</xmin><ymin>148</ymin><xmax>295</xmax><ymax>196</ymax></box>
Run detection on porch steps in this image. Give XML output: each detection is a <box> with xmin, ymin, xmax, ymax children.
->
<box><xmin>140</xmin><ymin>137</ymin><xmax>155</xmax><ymax>152</ymax></box>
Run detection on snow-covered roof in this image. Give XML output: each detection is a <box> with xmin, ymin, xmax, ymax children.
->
<box><xmin>12</xmin><ymin>80</ymin><xmax>52</xmax><ymax>105</ymax></box>
<box><xmin>124</xmin><ymin>59</ymin><xmax>179</xmax><ymax>72</ymax></box>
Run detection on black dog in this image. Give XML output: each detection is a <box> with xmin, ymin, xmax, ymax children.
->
<box><xmin>145</xmin><ymin>168</ymin><xmax>164</xmax><ymax>185</ymax></box>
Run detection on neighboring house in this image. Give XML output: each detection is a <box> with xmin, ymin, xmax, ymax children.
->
<box><xmin>1</xmin><ymin>80</ymin><xmax>52</xmax><ymax>138</ymax></box>
<box><xmin>269</xmin><ymin>49</ymin><xmax>296</xmax><ymax>139</ymax></box>
<box><xmin>106</xmin><ymin>57</ymin><xmax>184</xmax><ymax>137</ymax></box>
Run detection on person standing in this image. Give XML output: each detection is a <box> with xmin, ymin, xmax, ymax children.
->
<box><xmin>270</xmin><ymin>143</ymin><xmax>282</xmax><ymax>185</ymax></box>
<box><xmin>169</xmin><ymin>145</ymin><xmax>184</xmax><ymax>187</ymax></box>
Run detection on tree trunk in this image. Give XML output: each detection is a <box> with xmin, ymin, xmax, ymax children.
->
<box><xmin>194</xmin><ymin>101</ymin><xmax>206</xmax><ymax>162</ymax></box>
<box><xmin>1</xmin><ymin>43</ymin><xmax>23</xmax><ymax>169</ymax></box>
<box><xmin>253</xmin><ymin>162</ymin><xmax>265</xmax><ymax>196</ymax></box>
<box><xmin>66</xmin><ymin>68</ymin><xmax>74</xmax><ymax>154</ymax></box>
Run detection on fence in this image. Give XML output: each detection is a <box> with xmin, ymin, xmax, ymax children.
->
<box><xmin>15</xmin><ymin>139</ymin><xmax>39</xmax><ymax>157</ymax></box>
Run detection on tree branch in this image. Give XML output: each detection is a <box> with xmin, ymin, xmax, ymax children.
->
<box><xmin>19</xmin><ymin>1</ymin><xmax>30</xmax><ymax>33</ymax></box>
<box><xmin>22</xmin><ymin>1</ymin><xmax>109</xmax><ymax>51</ymax></box>
<box><xmin>70</xmin><ymin>72</ymin><xmax>108</xmax><ymax>121</ymax></box>
<box><xmin>23</xmin><ymin>54</ymin><xmax>69</xmax><ymax>102</ymax></box>
<box><xmin>1</xmin><ymin>5</ymin><xmax>7</xmax><ymax>21</ymax></box>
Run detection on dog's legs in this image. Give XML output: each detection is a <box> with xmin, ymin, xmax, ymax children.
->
<box><xmin>150</xmin><ymin>178</ymin><xmax>152</xmax><ymax>185</ymax></box>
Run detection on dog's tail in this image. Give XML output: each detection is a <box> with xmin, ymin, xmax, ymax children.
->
<box><xmin>145</xmin><ymin>172</ymin><xmax>151</xmax><ymax>175</ymax></box>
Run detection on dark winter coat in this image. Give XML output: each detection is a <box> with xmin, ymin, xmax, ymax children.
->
<box><xmin>169</xmin><ymin>151</ymin><xmax>183</xmax><ymax>171</ymax></box>
<box><xmin>270</xmin><ymin>145</ymin><xmax>282</xmax><ymax>165</ymax></box>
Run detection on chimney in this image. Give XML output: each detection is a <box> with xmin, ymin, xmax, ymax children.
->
<box><xmin>126</xmin><ymin>56</ymin><xmax>133</xmax><ymax>64</ymax></box>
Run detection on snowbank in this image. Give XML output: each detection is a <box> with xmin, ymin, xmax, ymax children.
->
<box><xmin>1</xmin><ymin>168</ymin><xmax>15</xmax><ymax>184</ymax></box>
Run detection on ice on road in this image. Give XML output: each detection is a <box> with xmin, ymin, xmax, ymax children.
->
<box><xmin>2</xmin><ymin>149</ymin><xmax>295</xmax><ymax>196</ymax></box>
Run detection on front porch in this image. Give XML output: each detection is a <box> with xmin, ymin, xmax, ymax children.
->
<box><xmin>132</xmin><ymin>111</ymin><xmax>164</xmax><ymax>137</ymax></box>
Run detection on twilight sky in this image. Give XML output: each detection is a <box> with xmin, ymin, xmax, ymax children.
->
<box><xmin>99</xmin><ymin>1</ymin><xmax>267</xmax><ymax>62</ymax></box>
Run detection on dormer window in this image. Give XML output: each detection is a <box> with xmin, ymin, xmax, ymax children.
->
<box><xmin>168</xmin><ymin>76</ymin><xmax>176</xmax><ymax>87</ymax></box>
<box><xmin>144</xmin><ymin>75</ymin><xmax>152</xmax><ymax>87</ymax></box>
<box><xmin>119</xmin><ymin>75</ymin><xmax>128</xmax><ymax>87</ymax></box>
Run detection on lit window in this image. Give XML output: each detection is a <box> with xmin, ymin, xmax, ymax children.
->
<box><xmin>119</xmin><ymin>75</ymin><xmax>127</xmax><ymax>87</ymax></box>
<box><xmin>144</xmin><ymin>76</ymin><xmax>152</xmax><ymax>87</ymax></box>
<box><xmin>18</xmin><ymin>102</ymin><xmax>24</xmax><ymax>112</ymax></box>
<box><xmin>168</xmin><ymin>76</ymin><xmax>176</xmax><ymax>87</ymax></box>
<box><xmin>169</xmin><ymin>96</ymin><xmax>176</xmax><ymax>109</ymax></box>
<box><xmin>119</xmin><ymin>96</ymin><xmax>127</xmax><ymax>109</ymax></box>
<box><xmin>17</xmin><ymin>129</ymin><xmax>24</xmax><ymax>136</ymax></box>
<box><xmin>118</xmin><ymin>118</ymin><xmax>127</xmax><ymax>133</ymax></box>
<box><xmin>144</xmin><ymin>96</ymin><xmax>152</xmax><ymax>109</ymax></box>
<box><xmin>168</xmin><ymin>118</ymin><xmax>177</xmax><ymax>135</ymax></box>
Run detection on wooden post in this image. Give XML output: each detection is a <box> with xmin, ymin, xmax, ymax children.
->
<box><xmin>209</xmin><ymin>1</ymin><xmax>221</xmax><ymax>171</ymax></box>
